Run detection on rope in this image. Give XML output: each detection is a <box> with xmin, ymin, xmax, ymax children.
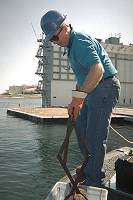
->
<box><xmin>110</xmin><ymin>125</ymin><xmax>133</xmax><ymax>144</ymax></box>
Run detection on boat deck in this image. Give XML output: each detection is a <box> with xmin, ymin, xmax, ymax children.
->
<box><xmin>60</xmin><ymin>147</ymin><xmax>132</xmax><ymax>185</ymax></box>
<box><xmin>46</xmin><ymin>147</ymin><xmax>133</xmax><ymax>200</ymax></box>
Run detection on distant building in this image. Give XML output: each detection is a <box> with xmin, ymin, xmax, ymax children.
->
<box><xmin>8</xmin><ymin>85</ymin><xmax>39</xmax><ymax>96</ymax></box>
<box><xmin>36</xmin><ymin>36</ymin><xmax>133</xmax><ymax>107</ymax></box>
<box><xmin>9</xmin><ymin>86</ymin><xmax>23</xmax><ymax>96</ymax></box>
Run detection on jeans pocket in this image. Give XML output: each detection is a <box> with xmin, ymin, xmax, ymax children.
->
<box><xmin>111</xmin><ymin>85</ymin><xmax>121</xmax><ymax>108</ymax></box>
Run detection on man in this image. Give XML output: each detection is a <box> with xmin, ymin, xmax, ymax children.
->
<box><xmin>40</xmin><ymin>10</ymin><xmax>121</xmax><ymax>187</ymax></box>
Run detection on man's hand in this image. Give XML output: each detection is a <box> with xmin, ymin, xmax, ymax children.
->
<box><xmin>68</xmin><ymin>97</ymin><xmax>84</xmax><ymax>120</ymax></box>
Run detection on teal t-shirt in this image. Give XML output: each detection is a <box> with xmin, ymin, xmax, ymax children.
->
<box><xmin>67</xmin><ymin>30</ymin><xmax>117</xmax><ymax>86</ymax></box>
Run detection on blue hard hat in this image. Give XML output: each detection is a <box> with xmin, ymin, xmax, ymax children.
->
<box><xmin>40</xmin><ymin>10</ymin><xmax>66</xmax><ymax>41</ymax></box>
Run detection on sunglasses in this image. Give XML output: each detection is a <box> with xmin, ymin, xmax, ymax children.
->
<box><xmin>50</xmin><ymin>27</ymin><xmax>63</xmax><ymax>42</ymax></box>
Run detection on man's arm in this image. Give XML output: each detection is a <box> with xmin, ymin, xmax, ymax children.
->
<box><xmin>80</xmin><ymin>62</ymin><xmax>104</xmax><ymax>93</ymax></box>
<box><xmin>68</xmin><ymin>63</ymin><xmax>104</xmax><ymax>119</ymax></box>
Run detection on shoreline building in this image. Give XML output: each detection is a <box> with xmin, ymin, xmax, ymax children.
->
<box><xmin>8</xmin><ymin>85</ymin><xmax>39</xmax><ymax>96</ymax></box>
<box><xmin>35</xmin><ymin>35</ymin><xmax>133</xmax><ymax>107</ymax></box>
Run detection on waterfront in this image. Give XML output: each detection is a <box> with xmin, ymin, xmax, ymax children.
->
<box><xmin>0</xmin><ymin>97</ymin><xmax>133</xmax><ymax>200</ymax></box>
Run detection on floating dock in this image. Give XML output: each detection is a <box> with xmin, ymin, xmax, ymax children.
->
<box><xmin>7</xmin><ymin>107</ymin><xmax>68</xmax><ymax>123</ymax></box>
<box><xmin>7</xmin><ymin>107</ymin><xmax>133</xmax><ymax>124</ymax></box>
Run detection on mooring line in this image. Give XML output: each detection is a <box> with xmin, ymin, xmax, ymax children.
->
<box><xmin>110</xmin><ymin>125</ymin><xmax>133</xmax><ymax>144</ymax></box>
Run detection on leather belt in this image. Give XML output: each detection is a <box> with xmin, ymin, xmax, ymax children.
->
<box><xmin>100</xmin><ymin>75</ymin><xmax>117</xmax><ymax>82</ymax></box>
<box><xmin>104</xmin><ymin>75</ymin><xmax>116</xmax><ymax>80</ymax></box>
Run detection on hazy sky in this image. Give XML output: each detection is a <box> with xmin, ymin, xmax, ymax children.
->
<box><xmin>0</xmin><ymin>0</ymin><xmax>133</xmax><ymax>93</ymax></box>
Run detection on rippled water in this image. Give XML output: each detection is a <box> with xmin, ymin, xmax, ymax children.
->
<box><xmin>0</xmin><ymin>97</ymin><xmax>132</xmax><ymax>200</ymax></box>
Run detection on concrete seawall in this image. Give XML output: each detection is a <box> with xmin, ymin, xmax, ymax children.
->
<box><xmin>7</xmin><ymin>107</ymin><xmax>133</xmax><ymax>124</ymax></box>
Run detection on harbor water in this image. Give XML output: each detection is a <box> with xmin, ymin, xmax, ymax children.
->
<box><xmin>0</xmin><ymin>97</ymin><xmax>133</xmax><ymax>200</ymax></box>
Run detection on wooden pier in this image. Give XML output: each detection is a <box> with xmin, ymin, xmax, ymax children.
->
<box><xmin>7</xmin><ymin>107</ymin><xmax>133</xmax><ymax>124</ymax></box>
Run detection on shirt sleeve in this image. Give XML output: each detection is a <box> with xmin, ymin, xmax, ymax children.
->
<box><xmin>74</xmin><ymin>36</ymin><xmax>101</xmax><ymax>68</ymax></box>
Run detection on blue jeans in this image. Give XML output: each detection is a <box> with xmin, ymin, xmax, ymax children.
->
<box><xmin>76</xmin><ymin>77</ymin><xmax>120</xmax><ymax>186</ymax></box>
